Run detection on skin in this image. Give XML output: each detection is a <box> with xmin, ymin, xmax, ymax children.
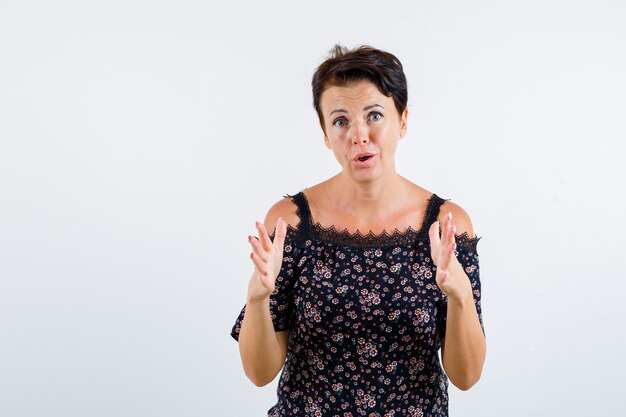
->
<box><xmin>238</xmin><ymin>80</ymin><xmax>486</xmax><ymax>390</ymax></box>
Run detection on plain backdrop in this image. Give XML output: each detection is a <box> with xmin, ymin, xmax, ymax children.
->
<box><xmin>1</xmin><ymin>1</ymin><xmax>625</xmax><ymax>416</ymax></box>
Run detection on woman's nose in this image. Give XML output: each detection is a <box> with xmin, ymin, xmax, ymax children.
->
<box><xmin>349</xmin><ymin>121</ymin><xmax>369</xmax><ymax>144</ymax></box>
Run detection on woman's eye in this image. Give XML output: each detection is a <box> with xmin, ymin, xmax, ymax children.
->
<box><xmin>333</xmin><ymin>118</ymin><xmax>348</xmax><ymax>127</ymax></box>
<box><xmin>369</xmin><ymin>112</ymin><xmax>383</xmax><ymax>122</ymax></box>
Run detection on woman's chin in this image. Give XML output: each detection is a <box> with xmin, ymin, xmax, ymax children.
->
<box><xmin>343</xmin><ymin>165</ymin><xmax>385</xmax><ymax>182</ymax></box>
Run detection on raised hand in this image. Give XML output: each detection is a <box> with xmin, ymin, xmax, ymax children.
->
<box><xmin>428</xmin><ymin>212</ymin><xmax>471</xmax><ymax>301</ymax></box>
<box><xmin>247</xmin><ymin>218</ymin><xmax>287</xmax><ymax>302</ymax></box>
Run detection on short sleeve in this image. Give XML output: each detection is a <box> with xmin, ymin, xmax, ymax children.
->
<box><xmin>230</xmin><ymin>237</ymin><xmax>302</xmax><ymax>342</ymax></box>
<box><xmin>436</xmin><ymin>236</ymin><xmax>485</xmax><ymax>340</ymax></box>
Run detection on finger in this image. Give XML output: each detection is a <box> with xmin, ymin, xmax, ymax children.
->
<box><xmin>448</xmin><ymin>223</ymin><xmax>458</xmax><ymax>259</ymax></box>
<box><xmin>250</xmin><ymin>252</ymin><xmax>269</xmax><ymax>276</ymax></box>
<box><xmin>442</xmin><ymin>212</ymin><xmax>452</xmax><ymax>247</ymax></box>
<box><xmin>248</xmin><ymin>235</ymin><xmax>268</xmax><ymax>262</ymax></box>
<box><xmin>439</xmin><ymin>239</ymin><xmax>454</xmax><ymax>270</ymax></box>
<box><xmin>450</xmin><ymin>225</ymin><xmax>457</xmax><ymax>247</ymax></box>
<box><xmin>447</xmin><ymin>224</ymin><xmax>456</xmax><ymax>248</ymax></box>
<box><xmin>256</xmin><ymin>221</ymin><xmax>273</xmax><ymax>251</ymax></box>
<box><xmin>428</xmin><ymin>220</ymin><xmax>441</xmax><ymax>245</ymax></box>
<box><xmin>440</xmin><ymin>223</ymin><xmax>456</xmax><ymax>269</ymax></box>
<box><xmin>273</xmin><ymin>217</ymin><xmax>287</xmax><ymax>253</ymax></box>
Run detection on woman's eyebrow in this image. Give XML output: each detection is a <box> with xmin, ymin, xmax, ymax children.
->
<box><xmin>329</xmin><ymin>108</ymin><xmax>347</xmax><ymax>116</ymax></box>
<box><xmin>329</xmin><ymin>104</ymin><xmax>384</xmax><ymax>116</ymax></box>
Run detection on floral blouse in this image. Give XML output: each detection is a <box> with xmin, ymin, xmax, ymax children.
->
<box><xmin>231</xmin><ymin>191</ymin><xmax>484</xmax><ymax>417</ymax></box>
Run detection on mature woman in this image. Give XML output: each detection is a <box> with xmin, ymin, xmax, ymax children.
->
<box><xmin>230</xmin><ymin>45</ymin><xmax>486</xmax><ymax>417</ymax></box>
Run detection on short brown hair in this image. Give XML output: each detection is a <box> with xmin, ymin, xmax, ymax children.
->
<box><xmin>312</xmin><ymin>44</ymin><xmax>408</xmax><ymax>129</ymax></box>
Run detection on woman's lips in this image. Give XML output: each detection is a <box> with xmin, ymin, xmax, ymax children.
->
<box><xmin>353</xmin><ymin>152</ymin><xmax>376</xmax><ymax>160</ymax></box>
<box><xmin>353</xmin><ymin>154</ymin><xmax>376</xmax><ymax>167</ymax></box>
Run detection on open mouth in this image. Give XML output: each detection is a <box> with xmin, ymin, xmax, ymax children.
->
<box><xmin>357</xmin><ymin>155</ymin><xmax>373</xmax><ymax>162</ymax></box>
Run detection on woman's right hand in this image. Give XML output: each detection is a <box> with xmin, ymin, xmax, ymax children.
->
<box><xmin>247</xmin><ymin>218</ymin><xmax>287</xmax><ymax>302</ymax></box>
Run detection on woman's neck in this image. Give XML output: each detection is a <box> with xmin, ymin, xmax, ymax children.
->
<box><xmin>325</xmin><ymin>171</ymin><xmax>411</xmax><ymax>221</ymax></box>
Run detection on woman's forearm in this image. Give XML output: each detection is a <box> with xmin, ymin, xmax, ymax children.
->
<box><xmin>238</xmin><ymin>282</ymin><xmax>286</xmax><ymax>386</ymax></box>
<box><xmin>442</xmin><ymin>266</ymin><xmax>486</xmax><ymax>390</ymax></box>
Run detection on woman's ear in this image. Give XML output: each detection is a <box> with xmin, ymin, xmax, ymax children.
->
<box><xmin>400</xmin><ymin>108</ymin><xmax>409</xmax><ymax>138</ymax></box>
<box><xmin>320</xmin><ymin>119</ymin><xmax>331</xmax><ymax>149</ymax></box>
<box><xmin>324</xmin><ymin>134</ymin><xmax>332</xmax><ymax>150</ymax></box>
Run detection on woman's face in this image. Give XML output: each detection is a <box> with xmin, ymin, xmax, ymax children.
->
<box><xmin>320</xmin><ymin>80</ymin><xmax>408</xmax><ymax>182</ymax></box>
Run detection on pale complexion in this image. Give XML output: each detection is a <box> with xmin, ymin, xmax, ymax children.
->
<box><xmin>240</xmin><ymin>80</ymin><xmax>486</xmax><ymax>390</ymax></box>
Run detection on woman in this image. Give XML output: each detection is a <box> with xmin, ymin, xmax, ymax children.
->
<box><xmin>231</xmin><ymin>45</ymin><xmax>486</xmax><ymax>417</ymax></box>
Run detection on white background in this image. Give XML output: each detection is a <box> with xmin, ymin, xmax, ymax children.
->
<box><xmin>1</xmin><ymin>1</ymin><xmax>625</xmax><ymax>416</ymax></box>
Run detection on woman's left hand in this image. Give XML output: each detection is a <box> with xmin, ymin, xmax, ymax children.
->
<box><xmin>428</xmin><ymin>212</ymin><xmax>472</xmax><ymax>301</ymax></box>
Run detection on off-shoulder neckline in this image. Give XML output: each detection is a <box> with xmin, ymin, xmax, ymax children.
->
<box><xmin>270</xmin><ymin>191</ymin><xmax>480</xmax><ymax>250</ymax></box>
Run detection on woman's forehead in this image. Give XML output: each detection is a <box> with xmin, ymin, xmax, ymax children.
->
<box><xmin>320</xmin><ymin>80</ymin><xmax>392</xmax><ymax>113</ymax></box>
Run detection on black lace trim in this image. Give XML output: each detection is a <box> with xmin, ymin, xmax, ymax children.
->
<box><xmin>455</xmin><ymin>232</ymin><xmax>481</xmax><ymax>252</ymax></box>
<box><xmin>423</xmin><ymin>194</ymin><xmax>447</xmax><ymax>234</ymax></box>
<box><xmin>287</xmin><ymin>192</ymin><xmax>313</xmax><ymax>237</ymax></box>
<box><xmin>268</xmin><ymin>223</ymin><xmax>303</xmax><ymax>243</ymax></box>
<box><xmin>266</xmin><ymin>193</ymin><xmax>311</xmax><ymax>243</ymax></box>
<box><xmin>269</xmin><ymin>191</ymin><xmax>482</xmax><ymax>250</ymax></box>
<box><xmin>309</xmin><ymin>224</ymin><xmax>423</xmax><ymax>248</ymax></box>
<box><xmin>302</xmin><ymin>191</ymin><xmax>436</xmax><ymax>248</ymax></box>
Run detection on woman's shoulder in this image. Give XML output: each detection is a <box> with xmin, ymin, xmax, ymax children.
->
<box><xmin>403</xmin><ymin>179</ymin><xmax>476</xmax><ymax>239</ymax></box>
<box><xmin>262</xmin><ymin>194</ymin><xmax>303</xmax><ymax>236</ymax></box>
<box><xmin>438</xmin><ymin>199</ymin><xmax>475</xmax><ymax>239</ymax></box>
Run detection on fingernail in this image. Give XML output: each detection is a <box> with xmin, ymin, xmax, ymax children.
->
<box><xmin>452</xmin><ymin>226</ymin><xmax>456</xmax><ymax>234</ymax></box>
<box><xmin>447</xmin><ymin>212</ymin><xmax>452</xmax><ymax>220</ymax></box>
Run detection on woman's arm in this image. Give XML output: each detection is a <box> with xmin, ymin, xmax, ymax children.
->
<box><xmin>431</xmin><ymin>202</ymin><xmax>486</xmax><ymax>390</ymax></box>
<box><xmin>440</xmin><ymin>283</ymin><xmax>485</xmax><ymax>390</ymax></box>
<box><xmin>238</xmin><ymin>294</ymin><xmax>289</xmax><ymax>386</ymax></box>
<box><xmin>237</xmin><ymin>199</ymin><xmax>299</xmax><ymax>386</ymax></box>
